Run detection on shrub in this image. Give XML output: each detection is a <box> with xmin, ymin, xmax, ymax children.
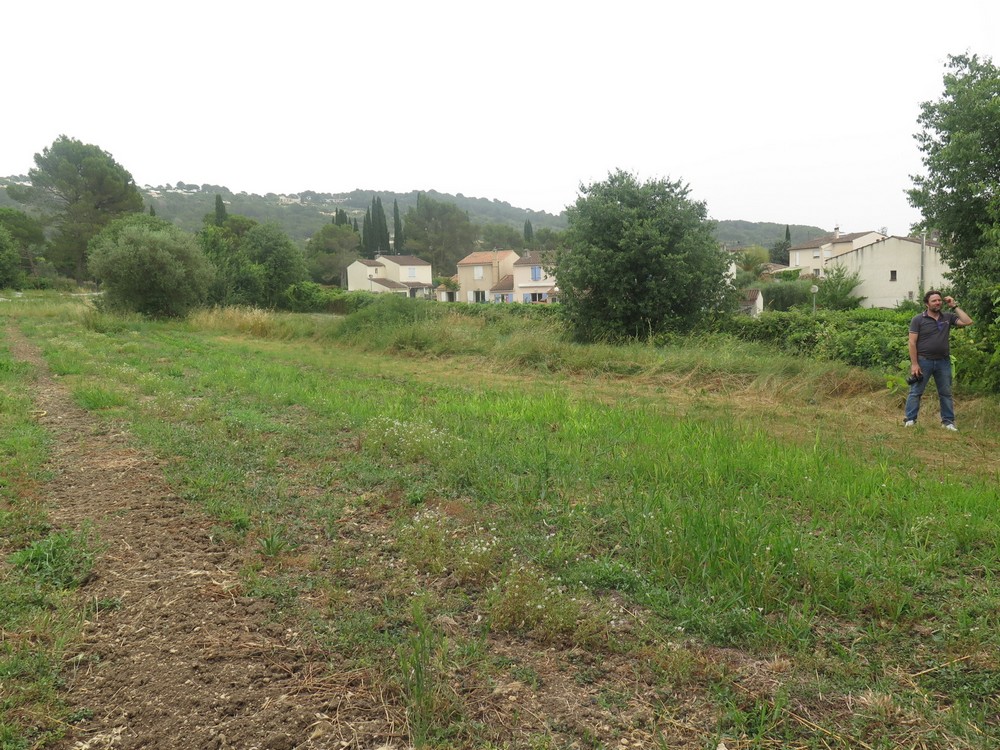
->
<box><xmin>88</xmin><ymin>215</ymin><xmax>214</xmax><ymax>318</ymax></box>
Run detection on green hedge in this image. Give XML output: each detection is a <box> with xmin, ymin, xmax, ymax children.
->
<box><xmin>714</xmin><ymin>309</ymin><xmax>986</xmax><ymax>387</ymax></box>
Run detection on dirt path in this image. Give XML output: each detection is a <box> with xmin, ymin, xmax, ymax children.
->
<box><xmin>8</xmin><ymin>328</ymin><xmax>393</xmax><ymax>750</ymax></box>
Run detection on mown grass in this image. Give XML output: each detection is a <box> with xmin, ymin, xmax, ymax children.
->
<box><xmin>3</xmin><ymin>294</ymin><xmax>1000</xmax><ymax>748</ymax></box>
<box><xmin>0</xmin><ymin>318</ymin><xmax>99</xmax><ymax>750</ymax></box>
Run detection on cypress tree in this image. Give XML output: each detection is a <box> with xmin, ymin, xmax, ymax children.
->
<box><xmin>393</xmin><ymin>199</ymin><xmax>405</xmax><ymax>253</ymax></box>
<box><xmin>523</xmin><ymin>219</ymin><xmax>534</xmax><ymax>244</ymax></box>
<box><xmin>214</xmin><ymin>194</ymin><xmax>228</xmax><ymax>227</ymax></box>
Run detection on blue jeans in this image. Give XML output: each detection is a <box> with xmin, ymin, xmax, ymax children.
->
<box><xmin>904</xmin><ymin>357</ymin><xmax>954</xmax><ymax>425</ymax></box>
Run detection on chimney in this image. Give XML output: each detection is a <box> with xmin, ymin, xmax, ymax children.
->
<box><xmin>833</xmin><ymin>225</ymin><xmax>840</xmax><ymax>239</ymax></box>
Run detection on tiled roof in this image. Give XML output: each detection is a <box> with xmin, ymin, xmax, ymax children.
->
<box><xmin>457</xmin><ymin>250</ymin><xmax>519</xmax><ymax>265</ymax></box>
<box><xmin>789</xmin><ymin>231</ymin><xmax>876</xmax><ymax>251</ymax></box>
<box><xmin>356</xmin><ymin>259</ymin><xmax>383</xmax><ymax>267</ymax></box>
<box><xmin>401</xmin><ymin>280</ymin><xmax>433</xmax><ymax>289</ymax></box>
<box><xmin>513</xmin><ymin>251</ymin><xmax>552</xmax><ymax>266</ymax></box>
<box><xmin>377</xmin><ymin>254</ymin><xmax>431</xmax><ymax>266</ymax></box>
<box><xmin>371</xmin><ymin>278</ymin><xmax>408</xmax><ymax>290</ymax></box>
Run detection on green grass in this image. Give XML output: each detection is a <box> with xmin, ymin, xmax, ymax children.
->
<box><xmin>0</xmin><ymin>323</ymin><xmax>87</xmax><ymax>750</ymax></box>
<box><xmin>3</xmin><ymin>297</ymin><xmax>1000</xmax><ymax>747</ymax></box>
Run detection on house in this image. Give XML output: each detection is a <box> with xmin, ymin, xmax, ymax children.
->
<box><xmin>741</xmin><ymin>288</ymin><xmax>764</xmax><ymax>317</ymax></box>
<box><xmin>787</xmin><ymin>228</ymin><xmax>886</xmax><ymax>277</ymax></box>
<box><xmin>346</xmin><ymin>255</ymin><xmax>434</xmax><ymax>297</ymax></box>
<box><xmin>828</xmin><ymin>235</ymin><xmax>949</xmax><ymax>308</ymax></box>
<box><xmin>512</xmin><ymin>251</ymin><xmax>557</xmax><ymax>303</ymax></box>
<box><xmin>436</xmin><ymin>275</ymin><xmax>460</xmax><ymax>302</ymax></box>
<box><xmin>456</xmin><ymin>250</ymin><xmax>520</xmax><ymax>303</ymax></box>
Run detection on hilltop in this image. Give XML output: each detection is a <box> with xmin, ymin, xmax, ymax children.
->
<box><xmin>1</xmin><ymin>176</ymin><xmax>827</xmax><ymax>249</ymax></box>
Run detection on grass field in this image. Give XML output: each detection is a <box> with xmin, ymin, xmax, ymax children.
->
<box><xmin>2</xmin><ymin>293</ymin><xmax>999</xmax><ymax>748</ymax></box>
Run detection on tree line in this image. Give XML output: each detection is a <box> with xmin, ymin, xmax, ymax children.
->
<box><xmin>2</xmin><ymin>52</ymin><xmax>997</xmax><ymax>375</ymax></box>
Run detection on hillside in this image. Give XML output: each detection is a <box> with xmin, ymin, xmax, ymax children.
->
<box><xmin>1</xmin><ymin>175</ymin><xmax>827</xmax><ymax>249</ymax></box>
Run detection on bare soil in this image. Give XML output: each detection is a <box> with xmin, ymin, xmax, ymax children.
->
<box><xmin>9</xmin><ymin>329</ymin><xmax>728</xmax><ymax>749</ymax></box>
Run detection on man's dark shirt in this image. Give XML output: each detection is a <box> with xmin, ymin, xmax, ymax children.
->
<box><xmin>909</xmin><ymin>310</ymin><xmax>959</xmax><ymax>360</ymax></box>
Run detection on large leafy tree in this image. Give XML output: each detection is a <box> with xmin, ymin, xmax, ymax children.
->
<box><xmin>0</xmin><ymin>226</ymin><xmax>22</xmax><ymax>289</ymax></box>
<box><xmin>480</xmin><ymin>222</ymin><xmax>522</xmax><ymax>249</ymax></box>
<box><xmin>908</xmin><ymin>53</ymin><xmax>1000</xmax><ymax>322</ymax></box>
<box><xmin>404</xmin><ymin>193</ymin><xmax>478</xmax><ymax>274</ymax></box>
<box><xmin>0</xmin><ymin>207</ymin><xmax>46</xmax><ymax>274</ymax></box>
<box><xmin>200</xmin><ymin>215</ymin><xmax>305</xmax><ymax>308</ymax></box>
<box><xmin>558</xmin><ymin>169</ymin><xmax>732</xmax><ymax>341</ymax></box>
<box><xmin>306</xmin><ymin>223</ymin><xmax>359</xmax><ymax>285</ymax></box>
<box><xmin>88</xmin><ymin>215</ymin><xmax>213</xmax><ymax>317</ymax></box>
<box><xmin>8</xmin><ymin>136</ymin><xmax>144</xmax><ymax>281</ymax></box>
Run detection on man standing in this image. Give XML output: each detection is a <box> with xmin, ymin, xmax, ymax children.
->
<box><xmin>904</xmin><ymin>290</ymin><xmax>973</xmax><ymax>430</ymax></box>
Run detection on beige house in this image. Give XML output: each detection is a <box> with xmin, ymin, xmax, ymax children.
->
<box><xmin>346</xmin><ymin>255</ymin><xmax>434</xmax><ymax>297</ymax></box>
<box><xmin>511</xmin><ymin>251</ymin><xmax>557</xmax><ymax>303</ymax></box>
<box><xmin>828</xmin><ymin>235</ymin><xmax>949</xmax><ymax>308</ymax></box>
<box><xmin>456</xmin><ymin>250</ymin><xmax>520</xmax><ymax>303</ymax></box>
<box><xmin>787</xmin><ymin>228</ymin><xmax>886</xmax><ymax>277</ymax></box>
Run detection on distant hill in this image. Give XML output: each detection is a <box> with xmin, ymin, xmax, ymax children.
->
<box><xmin>713</xmin><ymin>220</ymin><xmax>828</xmax><ymax>250</ymax></box>
<box><xmin>139</xmin><ymin>185</ymin><xmax>570</xmax><ymax>243</ymax></box>
<box><xmin>1</xmin><ymin>176</ymin><xmax>829</xmax><ymax>250</ymax></box>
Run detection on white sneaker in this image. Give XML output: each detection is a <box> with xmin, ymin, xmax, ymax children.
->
<box><xmin>943</xmin><ymin>423</ymin><xmax>958</xmax><ymax>432</ymax></box>
<box><xmin>904</xmin><ymin>420</ymin><xmax>915</xmax><ymax>427</ymax></box>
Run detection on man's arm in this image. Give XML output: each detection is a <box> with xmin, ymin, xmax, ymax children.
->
<box><xmin>944</xmin><ymin>296</ymin><xmax>974</xmax><ymax>326</ymax></box>
<box><xmin>908</xmin><ymin>331</ymin><xmax>921</xmax><ymax>376</ymax></box>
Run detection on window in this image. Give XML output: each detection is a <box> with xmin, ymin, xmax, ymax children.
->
<box><xmin>813</xmin><ymin>268</ymin><xmax>821</xmax><ymax>277</ymax></box>
<box><xmin>474</xmin><ymin>265</ymin><xmax>484</xmax><ymax>280</ymax></box>
<box><xmin>890</xmin><ymin>270</ymin><xmax>897</xmax><ymax>281</ymax></box>
<box><xmin>813</xmin><ymin>250</ymin><xmax>821</xmax><ymax>258</ymax></box>
<box><xmin>531</xmin><ymin>265</ymin><xmax>542</xmax><ymax>281</ymax></box>
<box><xmin>529</xmin><ymin>292</ymin><xmax>546</xmax><ymax>303</ymax></box>
<box><xmin>408</xmin><ymin>266</ymin><xmax>416</xmax><ymax>278</ymax></box>
<box><xmin>473</xmin><ymin>290</ymin><xmax>486</xmax><ymax>303</ymax></box>
<box><xmin>908</xmin><ymin>291</ymin><xmax>914</xmax><ymax>301</ymax></box>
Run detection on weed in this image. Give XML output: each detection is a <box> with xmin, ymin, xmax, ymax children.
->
<box><xmin>9</xmin><ymin>528</ymin><xmax>96</xmax><ymax>589</ymax></box>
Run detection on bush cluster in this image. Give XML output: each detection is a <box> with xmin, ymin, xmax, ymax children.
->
<box><xmin>714</xmin><ymin>309</ymin><xmax>988</xmax><ymax>389</ymax></box>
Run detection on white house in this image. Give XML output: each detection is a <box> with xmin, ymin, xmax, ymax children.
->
<box><xmin>787</xmin><ymin>228</ymin><xmax>886</xmax><ymax>277</ymax></box>
<box><xmin>828</xmin><ymin>235</ymin><xmax>949</xmax><ymax>308</ymax></box>
<box><xmin>346</xmin><ymin>255</ymin><xmax>434</xmax><ymax>297</ymax></box>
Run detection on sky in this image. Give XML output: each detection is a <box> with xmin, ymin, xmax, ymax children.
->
<box><xmin>4</xmin><ymin>0</ymin><xmax>999</xmax><ymax>236</ymax></box>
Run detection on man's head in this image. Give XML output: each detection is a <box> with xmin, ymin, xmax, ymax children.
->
<box><xmin>924</xmin><ymin>290</ymin><xmax>943</xmax><ymax>310</ymax></box>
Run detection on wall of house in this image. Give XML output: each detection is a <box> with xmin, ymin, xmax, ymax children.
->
<box><xmin>380</xmin><ymin>259</ymin><xmax>433</xmax><ymax>286</ymax></box>
<box><xmin>346</xmin><ymin>262</ymin><xmax>383</xmax><ymax>292</ymax></box>
<box><xmin>830</xmin><ymin>237</ymin><xmax>949</xmax><ymax>308</ymax></box>
<box><xmin>512</xmin><ymin>263</ymin><xmax>554</xmax><ymax>302</ymax></box>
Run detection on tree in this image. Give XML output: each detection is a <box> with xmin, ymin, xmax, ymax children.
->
<box><xmin>558</xmin><ymin>169</ymin><xmax>732</xmax><ymax>340</ymax></box>
<box><xmin>771</xmin><ymin>224</ymin><xmax>791</xmax><ymax>265</ymax></box>
<box><xmin>908</xmin><ymin>53</ymin><xmax>1000</xmax><ymax>322</ymax></box>
<box><xmin>214</xmin><ymin>194</ymin><xmax>228</xmax><ymax>227</ymax></box>
<box><xmin>0</xmin><ymin>226</ymin><xmax>22</xmax><ymax>289</ymax></box>
<box><xmin>306</xmin><ymin>223</ymin><xmax>359</xmax><ymax>285</ymax></box>
<box><xmin>88</xmin><ymin>215</ymin><xmax>214</xmax><ymax>317</ymax></box>
<box><xmin>361</xmin><ymin>196</ymin><xmax>390</xmax><ymax>258</ymax></box>
<box><xmin>404</xmin><ymin>193</ymin><xmax>478</xmax><ymax>274</ymax></box>
<box><xmin>524</xmin><ymin>219</ymin><xmax>534</xmax><ymax>244</ymax></box>
<box><xmin>480</xmin><ymin>222</ymin><xmax>522</xmax><ymax>249</ymax></box>
<box><xmin>241</xmin><ymin>223</ymin><xmax>308</xmax><ymax>307</ymax></box>
<box><xmin>732</xmin><ymin>244</ymin><xmax>770</xmax><ymax>289</ymax></box>
<box><xmin>199</xmin><ymin>215</ymin><xmax>305</xmax><ymax>308</ymax></box>
<box><xmin>393</xmin><ymin>199</ymin><xmax>405</xmax><ymax>253</ymax></box>
<box><xmin>8</xmin><ymin>135</ymin><xmax>144</xmax><ymax>281</ymax></box>
<box><xmin>0</xmin><ymin>207</ymin><xmax>46</xmax><ymax>274</ymax></box>
<box><xmin>817</xmin><ymin>265</ymin><xmax>865</xmax><ymax>310</ymax></box>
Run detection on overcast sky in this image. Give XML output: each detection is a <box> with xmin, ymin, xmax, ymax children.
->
<box><xmin>4</xmin><ymin>1</ymin><xmax>998</xmax><ymax>235</ymax></box>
